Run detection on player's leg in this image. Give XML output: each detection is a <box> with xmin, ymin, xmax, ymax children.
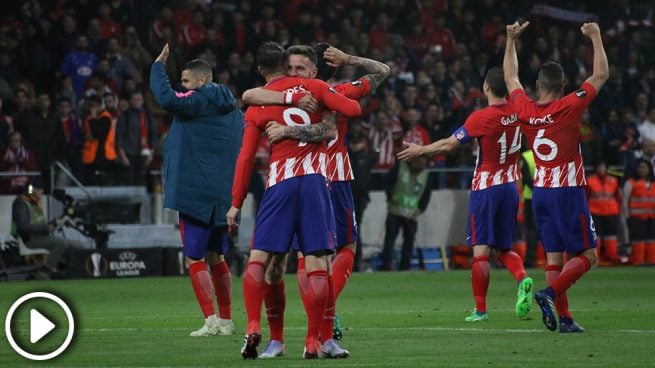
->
<box><xmin>242</xmin><ymin>180</ymin><xmax>297</xmax><ymax>359</ymax></box>
<box><xmin>260</xmin><ymin>253</ymin><xmax>288</xmax><ymax>358</ymax></box>
<box><xmin>297</xmin><ymin>175</ymin><xmax>346</xmax><ymax>359</ymax></box>
<box><xmin>207</xmin><ymin>227</ymin><xmax>234</xmax><ymax>335</ymax></box>
<box><xmin>464</xmin><ymin>188</ymin><xmax>495</xmax><ymax>321</ymax></box>
<box><xmin>494</xmin><ymin>183</ymin><xmax>532</xmax><ymax>318</ymax></box>
<box><xmin>536</xmin><ymin>187</ymin><xmax>596</xmax><ymax>331</ymax></box>
<box><xmin>179</xmin><ymin>213</ymin><xmax>220</xmax><ymax>337</ymax></box>
<box><xmin>330</xmin><ymin>181</ymin><xmax>357</xmax><ymax>298</ymax></box>
<box><xmin>531</xmin><ymin>189</ymin><xmax>563</xmax><ymax>331</ymax></box>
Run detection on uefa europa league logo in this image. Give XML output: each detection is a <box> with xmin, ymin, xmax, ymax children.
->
<box><xmin>91</xmin><ymin>252</ymin><xmax>102</xmax><ymax>277</ymax></box>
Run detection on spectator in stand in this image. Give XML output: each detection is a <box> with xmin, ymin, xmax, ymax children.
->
<box><xmin>105</xmin><ymin>37</ymin><xmax>136</xmax><ymax>87</ymax></box>
<box><xmin>623</xmin><ymin>158</ymin><xmax>655</xmax><ymax>266</ymax></box>
<box><xmin>366</xmin><ymin>110</ymin><xmax>402</xmax><ymax>189</ymax></box>
<box><xmin>381</xmin><ymin>156</ymin><xmax>432</xmax><ymax>270</ymax></box>
<box><xmin>81</xmin><ymin>95</ymin><xmax>116</xmax><ymax>186</ymax></box>
<box><xmin>10</xmin><ymin>89</ymin><xmax>31</xmax><ymax>120</ymax></box>
<box><xmin>13</xmin><ymin>91</ymin><xmax>66</xmax><ymax>192</ymax></box>
<box><xmin>637</xmin><ymin>107</ymin><xmax>655</xmax><ymax>144</ymax></box>
<box><xmin>98</xmin><ymin>2</ymin><xmax>122</xmax><ymax>40</ymax></box>
<box><xmin>61</xmin><ymin>35</ymin><xmax>98</xmax><ymax>101</ymax></box>
<box><xmin>0</xmin><ymin>131</ymin><xmax>38</xmax><ymax>194</ymax></box>
<box><xmin>585</xmin><ymin>160</ymin><xmax>622</xmax><ymax>265</ymax></box>
<box><xmin>48</xmin><ymin>14</ymin><xmax>78</xmax><ymax>70</ymax></box>
<box><xmin>115</xmin><ymin>90</ymin><xmax>156</xmax><ymax>186</ymax></box>
<box><xmin>579</xmin><ymin>109</ymin><xmax>603</xmax><ymax>164</ymax></box>
<box><xmin>179</xmin><ymin>8</ymin><xmax>207</xmax><ymax>49</ymax></box>
<box><xmin>56</xmin><ymin>97</ymin><xmax>84</xmax><ymax>182</ymax></box>
<box><xmin>95</xmin><ymin>58</ymin><xmax>121</xmax><ymax>93</ymax></box>
<box><xmin>402</xmin><ymin>108</ymin><xmax>431</xmax><ymax>147</ymax></box>
<box><xmin>87</xmin><ymin>18</ymin><xmax>108</xmax><ymax>57</ymax></box>
<box><xmin>123</xmin><ymin>25</ymin><xmax>152</xmax><ymax>84</ymax></box>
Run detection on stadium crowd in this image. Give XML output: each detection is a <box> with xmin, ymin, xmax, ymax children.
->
<box><xmin>0</xmin><ymin>0</ymin><xmax>654</xmax><ymax>267</ymax></box>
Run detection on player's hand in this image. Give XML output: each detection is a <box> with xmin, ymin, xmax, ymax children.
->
<box><xmin>397</xmin><ymin>141</ymin><xmax>424</xmax><ymax>161</ymax></box>
<box><xmin>323</xmin><ymin>46</ymin><xmax>349</xmax><ymax>67</ymax></box>
<box><xmin>155</xmin><ymin>43</ymin><xmax>169</xmax><ymax>63</ymax></box>
<box><xmin>298</xmin><ymin>94</ymin><xmax>319</xmax><ymax>113</ymax></box>
<box><xmin>226</xmin><ymin>206</ymin><xmax>240</xmax><ymax>226</ymax></box>
<box><xmin>266</xmin><ymin>121</ymin><xmax>288</xmax><ymax>143</ymax></box>
<box><xmin>506</xmin><ymin>21</ymin><xmax>530</xmax><ymax>40</ymax></box>
<box><xmin>580</xmin><ymin>22</ymin><xmax>600</xmax><ymax>38</ymax></box>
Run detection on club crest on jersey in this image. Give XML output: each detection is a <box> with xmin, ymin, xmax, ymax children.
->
<box><xmin>351</xmin><ymin>81</ymin><xmax>363</xmax><ymax>87</ymax></box>
<box><xmin>575</xmin><ymin>89</ymin><xmax>587</xmax><ymax>98</ymax></box>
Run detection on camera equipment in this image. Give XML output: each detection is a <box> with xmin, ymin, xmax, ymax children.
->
<box><xmin>52</xmin><ymin>189</ymin><xmax>114</xmax><ymax>249</ymax></box>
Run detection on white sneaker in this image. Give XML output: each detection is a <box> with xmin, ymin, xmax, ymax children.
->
<box><xmin>217</xmin><ymin>318</ymin><xmax>235</xmax><ymax>335</ymax></box>
<box><xmin>321</xmin><ymin>339</ymin><xmax>349</xmax><ymax>358</ymax></box>
<box><xmin>259</xmin><ymin>340</ymin><xmax>285</xmax><ymax>358</ymax></box>
<box><xmin>189</xmin><ymin>318</ymin><xmax>220</xmax><ymax>337</ymax></box>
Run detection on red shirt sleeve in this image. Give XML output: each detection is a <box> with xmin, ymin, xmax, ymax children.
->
<box><xmin>309</xmin><ymin>79</ymin><xmax>362</xmax><ymax>117</ymax></box>
<box><xmin>508</xmin><ymin>88</ymin><xmax>531</xmax><ymax>117</ymax></box>
<box><xmin>231</xmin><ymin>111</ymin><xmax>262</xmax><ymax>208</ymax></box>
<box><xmin>333</xmin><ymin>78</ymin><xmax>371</xmax><ymax>100</ymax></box>
<box><xmin>561</xmin><ymin>82</ymin><xmax>598</xmax><ymax>116</ymax></box>
<box><xmin>462</xmin><ymin>110</ymin><xmax>486</xmax><ymax>137</ymax></box>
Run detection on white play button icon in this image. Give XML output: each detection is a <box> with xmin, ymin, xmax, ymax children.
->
<box><xmin>30</xmin><ymin>309</ymin><xmax>56</xmax><ymax>343</ymax></box>
<box><xmin>5</xmin><ymin>292</ymin><xmax>75</xmax><ymax>361</ymax></box>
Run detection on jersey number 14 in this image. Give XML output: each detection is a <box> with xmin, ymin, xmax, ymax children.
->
<box><xmin>497</xmin><ymin>126</ymin><xmax>521</xmax><ymax>164</ymax></box>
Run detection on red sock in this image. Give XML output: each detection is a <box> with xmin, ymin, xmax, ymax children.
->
<box><xmin>297</xmin><ymin>257</ymin><xmax>310</xmax><ymax>314</ymax></box>
<box><xmin>210</xmin><ymin>261</ymin><xmax>231</xmax><ymax>319</ymax></box>
<box><xmin>550</xmin><ymin>255</ymin><xmax>592</xmax><ymax>297</ymax></box>
<box><xmin>264</xmin><ymin>281</ymin><xmax>285</xmax><ymax>342</ymax></box>
<box><xmin>189</xmin><ymin>262</ymin><xmax>215</xmax><ymax>318</ymax></box>
<box><xmin>319</xmin><ymin>275</ymin><xmax>335</xmax><ymax>343</ymax></box>
<box><xmin>306</xmin><ymin>270</ymin><xmax>329</xmax><ymax>345</ymax></box>
<box><xmin>603</xmin><ymin>238</ymin><xmax>620</xmax><ymax>263</ymax></box>
<box><xmin>497</xmin><ymin>251</ymin><xmax>527</xmax><ymax>282</ymax></box>
<box><xmin>471</xmin><ymin>255</ymin><xmax>490</xmax><ymax>313</ymax></box>
<box><xmin>332</xmin><ymin>247</ymin><xmax>354</xmax><ymax>299</ymax></box>
<box><xmin>243</xmin><ymin>261</ymin><xmax>266</xmax><ymax>334</ymax></box>
<box><xmin>545</xmin><ymin>264</ymin><xmax>571</xmax><ymax>318</ymax></box>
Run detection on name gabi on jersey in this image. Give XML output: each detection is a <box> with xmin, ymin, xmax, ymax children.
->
<box><xmin>529</xmin><ymin>114</ymin><xmax>554</xmax><ymax>125</ymax></box>
<box><xmin>501</xmin><ymin>113</ymin><xmax>517</xmax><ymax>126</ymax></box>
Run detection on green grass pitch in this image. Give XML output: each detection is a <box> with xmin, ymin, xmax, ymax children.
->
<box><xmin>1</xmin><ymin>267</ymin><xmax>654</xmax><ymax>367</ymax></box>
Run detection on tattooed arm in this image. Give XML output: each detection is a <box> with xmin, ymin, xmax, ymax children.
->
<box><xmin>323</xmin><ymin>46</ymin><xmax>390</xmax><ymax>91</ymax></box>
<box><xmin>266</xmin><ymin>112</ymin><xmax>337</xmax><ymax>143</ymax></box>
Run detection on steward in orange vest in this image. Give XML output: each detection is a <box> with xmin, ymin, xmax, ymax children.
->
<box><xmin>81</xmin><ymin>95</ymin><xmax>116</xmax><ymax>185</ymax></box>
<box><xmin>585</xmin><ymin>161</ymin><xmax>622</xmax><ymax>264</ymax></box>
<box><xmin>623</xmin><ymin>158</ymin><xmax>655</xmax><ymax>265</ymax></box>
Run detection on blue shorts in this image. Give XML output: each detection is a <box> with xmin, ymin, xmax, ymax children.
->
<box><xmin>532</xmin><ymin>186</ymin><xmax>597</xmax><ymax>254</ymax></box>
<box><xmin>253</xmin><ymin>174</ymin><xmax>336</xmax><ymax>256</ymax></box>
<box><xmin>467</xmin><ymin>182</ymin><xmax>518</xmax><ymax>250</ymax></box>
<box><xmin>179</xmin><ymin>212</ymin><xmax>228</xmax><ymax>259</ymax></box>
<box><xmin>330</xmin><ymin>181</ymin><xmax>358</xmax><ymax>248</ymax></box>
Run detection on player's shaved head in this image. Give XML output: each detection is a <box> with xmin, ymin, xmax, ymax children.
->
<box><xmin>484</xmin><ymin>67</ymin><xmax>507</xmax><ymax>98</ymax></box>
<box><xmin>183</xmin><ymin>59</ymin><xmax>213</xmax><ymax>79</ymax></box>
<box><xmin>256</xmin><ymin>41</ymin><xmax>285</xmax><ymax>76</ymax></box>
<box><xmin>315</xmin><ymin>42</ymin><xmax>336</xmax><ymax>82</ymax></box>
<box><xmin>538</xmin><ymin>61</ymin><xmax>566</xmax><ymax>95</ymax></box>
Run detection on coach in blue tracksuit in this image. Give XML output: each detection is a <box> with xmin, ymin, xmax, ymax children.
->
<box><xmin>150</xmin><ymin>44</ymin><xmax>243</xmax><ymax>337</ymax></box>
